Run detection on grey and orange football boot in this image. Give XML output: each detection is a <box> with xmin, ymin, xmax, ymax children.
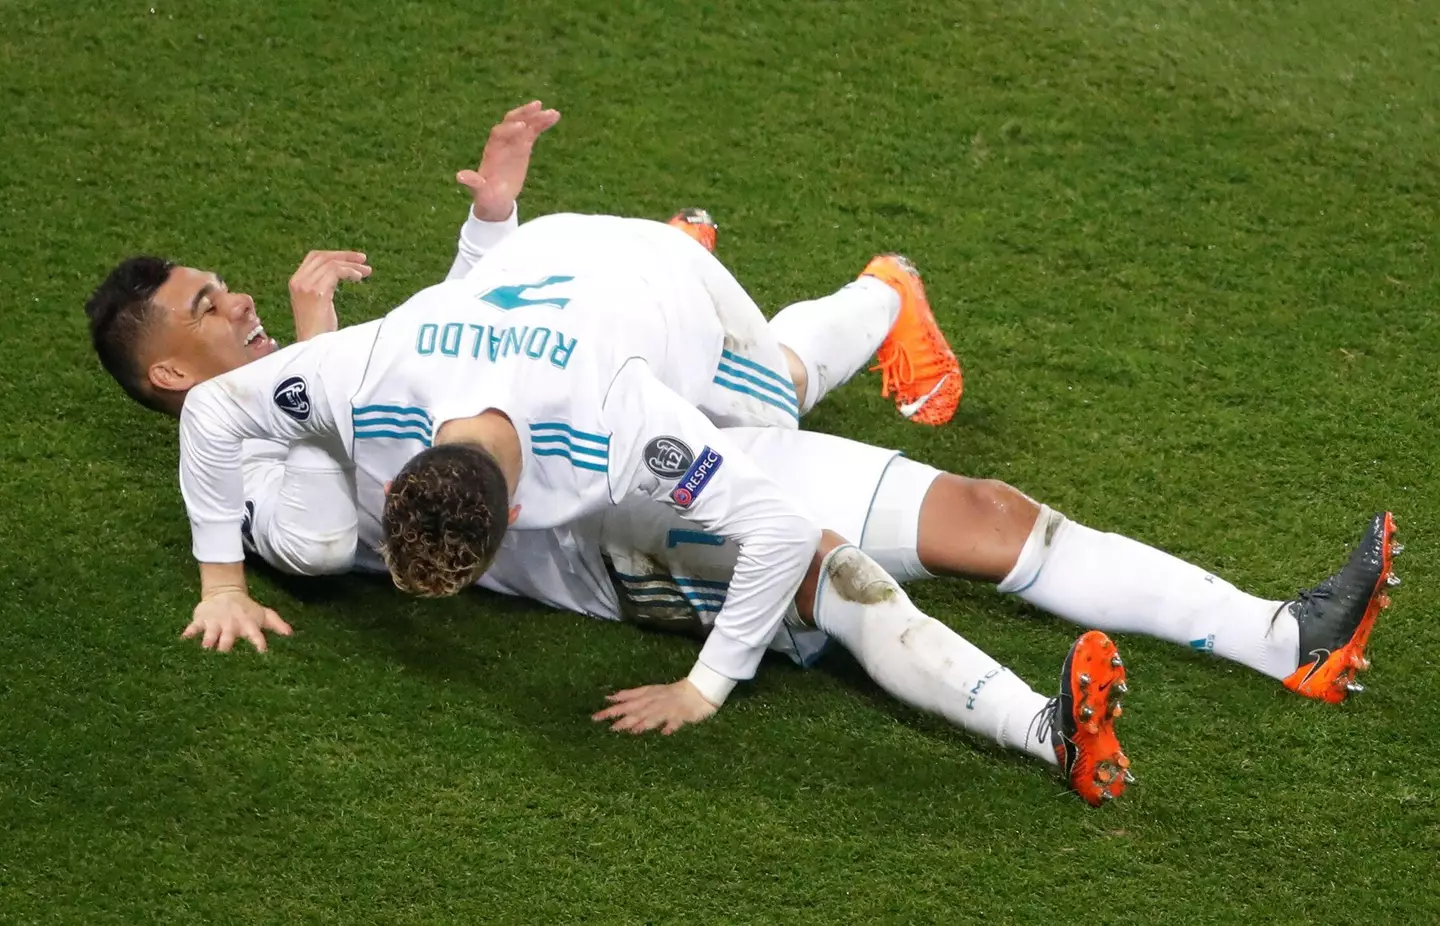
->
<box><xmin>1033</xmin><ymin>630</ymin><xmax>1133</xmax><ymax>806</ymax></box>
<box><xmin>1282</xmin><ymin>512</ymin><xmax>1399</xmax><ymax>703</ymax></box>
<box><xmin>666</xmin><ymin>207</ymin><xmax>717</xmax><ymax>253</ymax></box>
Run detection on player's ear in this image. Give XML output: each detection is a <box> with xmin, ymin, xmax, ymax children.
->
<box><xmin>148</xmin><ymin>358</ymin><xmax>192</xmax><ymax>394</ymax></box>
<box><xmin>507</xmin><ymin>504</ymin><xmax>521</xmax><ymax>526</ymax></box>
<box><xmin>383</xmin><ymin>480</ymin><xmax>392</xmax><ymax>496</ymax></box>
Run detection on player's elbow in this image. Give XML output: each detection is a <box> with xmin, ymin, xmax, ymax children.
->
<box><xmin>269</xmin><ymin>526</ymin><xmax>358</xmax><ymax>576</ymax></box>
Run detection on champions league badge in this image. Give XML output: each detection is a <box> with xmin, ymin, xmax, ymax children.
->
<box><xmin>670</xmin><ymin>446</ymin><xmax>723</xmax><ymax>509</ymax></box>
<box><xmin>643</xmin><ymin>436</ymin><xmax>694</xmax><ymax>479</ymax></box>
<box><xmin>273</xmin><ymin>375</ymin><xmax>312</xmax><ymax>422</ymax></box>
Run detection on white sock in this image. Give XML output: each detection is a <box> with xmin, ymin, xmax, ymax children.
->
<box><xmin>813</xmin><ymin>545</ymin><xmax>1057</xmax><ymax>765</ymax></box>
<box><xmin>999</xmin><ymin>507</ymin><xmax>1300</xmax><ymax>680</ymax></box>
<box><xmin>769</xmin><ymin>277</ymin><xmax>901</xmax><ymax>414</ymax></box>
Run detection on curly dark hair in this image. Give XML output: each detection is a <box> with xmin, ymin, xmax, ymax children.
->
<box><xmin>382</xmin><ymin>443</ymin><xmax>511</xmax><ymax>597</ymax></box>
<box><xmin>84</xmin><ymin>256</ymin><xmax>176</xmax><ymax>414</ymax></box>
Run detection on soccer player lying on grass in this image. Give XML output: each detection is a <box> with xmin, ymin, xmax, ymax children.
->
<box><xmin>239</xmin><ymin>417</ymin><xmax>1397</xmax><ymax>807</ymax></box>
<box><xmin>82</xmin><ymin>103</ymin><xmax>965</xmax><ymax>715</ymax></box>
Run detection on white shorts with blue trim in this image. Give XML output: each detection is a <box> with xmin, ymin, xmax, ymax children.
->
<box><xmin>599</xmin><ymin>428</ymin><xmax>943</xmax><ymax>667</ymax></box>
<box><xmin>625</xmin><ymin>218</ymin><xmax>802</xmax><ymax>430</ymax></box>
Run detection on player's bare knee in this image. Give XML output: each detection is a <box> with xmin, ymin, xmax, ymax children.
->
<box><xmin>965</xmin><ymin>477</ymin><xmax>1040</xmax><ymax>535</ymax></box>
<box><xmin>917</xmin><ymin>475</ymin><xmax>1040</xmax><ymax>581</ymax></box>
<box><xmin>923</xmin><ymin>474</ymin><xmax>1037</xmax><ymax>532</ymax></box>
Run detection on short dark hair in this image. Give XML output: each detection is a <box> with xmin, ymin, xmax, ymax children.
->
<box><xmin>85</xmin><ymin>256</ymin><xmax>175</xmax><ymax>414</ymax></box>
<box><xmin>382</xmin><ymin>443</ymin><xmax>511</xmax><ymax>597</ymax></box>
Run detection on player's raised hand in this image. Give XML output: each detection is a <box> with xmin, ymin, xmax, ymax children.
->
<box><xmin>288</xmin><ymin>249</ymin><xmax>372</xmax><ymax>341</ymax></box>
<box><xmin>183</xmin><ymin>589</ymin><xmax>293</xmax><ymax>654</ymax></box>
<box><xmin>457</xmin><ymin>100</ymin><xmax>561</xmax><ymax>222</ymax></box>
<box><xmin>591</xmin><ymin>679</ymin><xmax>719</xmax><ymax>735</ymax></box>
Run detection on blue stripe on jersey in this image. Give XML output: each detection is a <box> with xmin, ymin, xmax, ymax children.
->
<box><xmin>354</xmin><ymin>404</ymin><xmax>431</xmax><ymax>424</ymax></box>
<box><xmin>528</xmin><ymin>422</ymin><xmax>609</xmax><ymax>472</ymax></box>
<box><xmin>712</xmin><ymin>373</ymin><xmax>801</xmax><ymax>421</ymax></box>
<box><xmin>353</xmin><ymin>428</ymin><xmax>432</xmax><ymax>446</ymax></box>
<box><xmin>531</xmin><ymin>446</ymin><xmax>607</xmax><ymax>472</ymax></box>
<box><xmin>666</xmin><ymin>529</ymin><xmax>725</xmax><ymax>549</ymax></box>
<box><xmin>529</xmin><ymin>433</ymin><xmax>608</xmax><ymax>459</ymax></box>
<box><xmin>353</xmin><ymin>405</ymin><xmax>433</xmax><ymax>446</ymax></box>
<box><xmin>720</xmin><ymin>350</ymin><xmax>797</xmax><ymax>399</ymax></box>
<box><xmin>716</xmin><ymin>359</ymin><xmax>799</xmax><ymax>413</ymax></box>
<box><xmin>529</xmin><ymin>422</ymin><xmax>611</xmax><ymax>446</ymax></box>
<box><xmin>350</xmin><ymin>415</ymin><xmax>434</xmax><ymax>432</ymax></box>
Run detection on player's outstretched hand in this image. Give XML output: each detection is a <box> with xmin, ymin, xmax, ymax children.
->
<box><xmin>457</xmin><ymin>100</ymin><xmax>561</xmax><ymax>223</ymax></box>
<box><xmin>289</xmin><ymin>249</ymin><xmax>372</xmax><ymax>341</ymax></box>
<box><xmin>591</xmin><ymin>679</ymin><xmax>719</xmax><ymax>735</ymax></box>
<box><xmin>182</xmin><ymin>590</ymin><xmax>293</xmax><ymax>654</ymax></box>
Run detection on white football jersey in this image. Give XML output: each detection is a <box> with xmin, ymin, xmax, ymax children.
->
<box><xmin>239</xmin><ymin>427</ymin><xmax>905</xmax><ymax>672</ymax></box>
<box><xmin>180</xmin><ymin>215</ymin><xmax>816</xmax><ymax>681</ymax></box>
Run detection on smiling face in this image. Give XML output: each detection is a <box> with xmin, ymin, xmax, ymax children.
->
<box><xmin>144</xmin><ymin>265</ymin><xmax>278</xmax><ymax>396</ymax></box>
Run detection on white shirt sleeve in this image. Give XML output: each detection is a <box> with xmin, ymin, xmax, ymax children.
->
<box><xmin>241</xmin><ymin>439</ymin><xmax>359</xmax><ymax>575</ymax></box>
<box><xmin>179</xmin><ymin>344</ymin><xmax>344</xmax><ymax>564</ymax></box>
<box><xmin>445</xmin><ymin>205</ymin><xmax>519</xmax><ymax>281</ymax></box>
<box><xmin>601</xmin><ymin>359</ymin><xmax>820</xmax><ymax>685</ymax></box>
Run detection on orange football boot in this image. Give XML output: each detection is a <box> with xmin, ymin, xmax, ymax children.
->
<box><xmin>862</xmin><ymin>254</ymin><xmax>963</xmax><ymax>425</ymax></box>
<box><xmin>1282</xmin><ymin>512</ymin><xmax>1399</xmax><ymax>703</ymax></box>
<box><xmin>1035</xmin><ymin>630</ymin><xmax>1133</xmax><ymax>806</ymax></box>
<box><xmin>666</xmin><ymin>207</ymin><xmax>717</xmax><ymax>253</ymax></box>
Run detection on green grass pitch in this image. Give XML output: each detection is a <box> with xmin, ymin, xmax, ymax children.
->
<box><xmin>2</xmin><ymin>1</ymin><xmax>1437</xmax><ymax>922</ymax></box>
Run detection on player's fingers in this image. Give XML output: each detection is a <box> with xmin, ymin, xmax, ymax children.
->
<box><xmin>333</xmin><ymin>263</ymin><xmax>373</xmax><ymax>282</ymax></box>
<box><xmin>201</xmin><ymin>621</ymin><xmax>222</xmax><ymax>650</ymax></box>
<box><xmin>216</xmin><ymin>623</ymin><xmax>237</xmax><ymax>654</ymax></box>
<box><xmin>263</xmin><ymin>610</ymin><xmax>293</xmax><ymax>636</ymax></box>
<box><xmin>315</xmin><ymin>254</ymin><xmax>369</xmax><ymax>273</ymax></box>
<box><xmin>532</xmin><ymin>109</ymin><xmax>561</xmax><ymax>133</ymax></box>
<box><xmin>241</xmin><ymin>623</ymin><xmax>268</xmax><ymax>653</ymax></box>
<box><xmin>297</xmin><ymin>250</ymin><xmax>332</xmax><ymax>276</ymax></box>
<box><xmin>302</xmin><ymin>252</ymin><xmax>366</xmax><ymax>275</ymax></box>
<box><xmin>290</xmin><ymin>260</ymin><xmax>324</xmax><ymax>289</ymax></box>
<box><xmin>503</xmin><ymin>100</ymin><xmax>542</xmax><ymax>122</ymax></box>
<box><xmin>615</xmin><ymin>713</ymin><xmax>649</xmax><ymax>735</ymax></box>
<box><xmin>661</xmin><ymin>717</ymin><xmax>684</xmax><ymax>736</ymax></box>
<box><xmin>592</xmin><ymin>702</ymin><xmax>635</xmax><ymax>722</ymax></box>
<box><xmin>605</xmin><ymin>686</ymin><xmax>649</xmax><ymax>703</ymax></box>
<box><xmin>636</xmin><ymin>713</ymin><xmax>666</xmax><ymax>734</ymax></box>
<box><xmin>456</xmin><ymin>169</ymin><xmax>483</xmax><ymax>189</ymax></box>
<box><xmin>602</xmin><ymin>711</ymin><xmax>635</xmax><ymax>732</ymax></box>
<box><xmin>181</xmin><ymin>619</ymin><xmax>203</xmax><ymax>639</ymax></box>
